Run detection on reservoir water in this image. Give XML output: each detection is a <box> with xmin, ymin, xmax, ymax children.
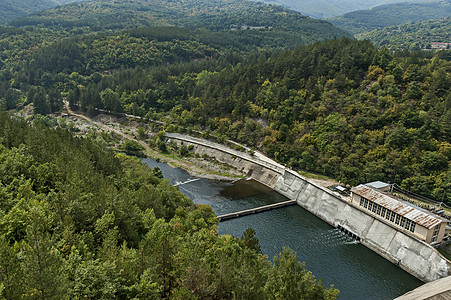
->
<box><xmin>143</xmin><ymin>158</ymin><xmax>422</xmax><ymax>299</ymax></box>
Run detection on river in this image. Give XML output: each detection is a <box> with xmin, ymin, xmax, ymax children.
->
<box><xmin>143</xmin><ymin>158</ymin><xmax>422</xmax><ymax>299</ymax></box>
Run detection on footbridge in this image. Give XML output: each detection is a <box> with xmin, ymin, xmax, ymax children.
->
<box><xmin>163</xmin><ymin>133</ymin><xmax>451</xmax><ymax>283</ymax></box>
<box><xmin>217</xmin><ymin>200</ymin><xmax>297</xmax><ymax>221</ymax></box>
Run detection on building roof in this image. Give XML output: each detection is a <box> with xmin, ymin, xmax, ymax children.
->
<box><xmin>364</xmin><ymin>181</ymin><xmax>390</xmax><ymax>190</ymax></box>
<box><xmin>351</xmin><ymin>184</ymin><xmax>446</xmax><ymax>229</ymax></box>
<box><xmin>335</xmin><ymin>185</ymin><xmax>346</xmax><ymax>192</ymax></box>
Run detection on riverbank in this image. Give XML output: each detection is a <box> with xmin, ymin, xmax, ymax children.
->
<box><xmin>58</xmin><ymin>106</ymin><xmax>342</xmax><ymax>187</ymax></box>
<box><xmin>60</xmin><ymin>105</ymin><xmax>245</xmax><ymax>181</ymax></box>
<box><xmin>142</xmin><ymin>156</ymin><xmax>423</xmax><ymax>300</ymax></box>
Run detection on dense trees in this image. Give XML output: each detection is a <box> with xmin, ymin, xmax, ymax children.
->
<box><xmin>0</xmin><ymin>0</ymin><xmax>83</xmax><ymax>23</ymax></box>
<box><xmin>329</xmin><ymin>2</ymin><xmax>451</xmax><ymax>35</ymax></box>
<box><xmin>358</xmin><ymin>17</ymin><xmax>451</xmax><ymax>51</ymax></box>
<box><xmin>1</xmin><ymin>0</ymin><xmax>448</xmax><ymax>295</ymax></box>
<box><xmin>8</xmin><ymin>0</ymin><xmax>349</xmax><ymax>41</ymax></box>
<box><xmin>0</xmin><ymin>113</ymin><xmax>338</xmax><ymax>299</ymax></box>
<box><xmin>1</xmin><ymin>24</ymin><xmax>449</xmax><ymax>205</ymax></box>
<box><xmin>54</xmin><ymin>38</ymin><xmax>451</xmax><ymax>203</ymax></box>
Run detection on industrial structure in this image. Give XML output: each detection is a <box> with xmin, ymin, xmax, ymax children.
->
<box><xmin>165</xmin><ymin>133</ymin><xmax>451</xmax><ymax>282</ymax></box>
<box><xmin>351</xmin><ymin>183</ymin><xmax>450</xmax><ymax>245</ymax></box>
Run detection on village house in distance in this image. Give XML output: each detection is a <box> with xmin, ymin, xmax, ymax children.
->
<box><xmin>430</xmin><ymin>42</ymin><xmax>451</xmax><ymax>50</ymax></box>
<box><xmin>351</xmin><ymin>182</ymin><xmax>450</xmax><ymax>245</ymax></box>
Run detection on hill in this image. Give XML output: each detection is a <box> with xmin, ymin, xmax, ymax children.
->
<box><xmin>329</xmin><ymin>1</ymin><xmax>451</xmax><ymax>34</ymax></box>
<box><xmin>0</xmin><ymin>112</ymin><xmax>339</xmax><ymax>298</ymax></box>
<box><xmin>51</xmin><ymin>38</ymin><xmax>449</xmax><ymax>203</ymax></box>
<box><xmin>249</xmin><ymin>0</ymin><xmax>410</xmax><ymax>19</ymax></box>
<box><xmin>358</xmin><ymin>17</ymin><xmax>451</xmax><ymax>50</ymax></box>
<box><xmin>0</xmin><ymin>2</ymin><xmax>448</xmax><ymax>207</ymax></box>
<box><xmin>8</xmin><ymin>0</ymin><xmax>349</xmax><ymax>41</ymax></box>
<box><xmin>0</xmin><ymin>0</ymin><xmax>84</xmax><ymax>24</ymax></box>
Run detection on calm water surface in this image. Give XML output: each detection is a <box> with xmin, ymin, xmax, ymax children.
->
<box><xmin>143</xmin><ymin>158</ymin><xmax>422</xmax><ymax>299</ymax></box>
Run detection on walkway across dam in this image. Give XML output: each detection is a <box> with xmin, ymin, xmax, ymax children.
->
<box><xmin>164</xmin><ymin>133</ymin><xmax>451</xmax><ymax>282</ymax></box>
<box><xmin>217</xmin><ymin>200</ymin><xmax>297</xmax><ymax>221</ymax></box>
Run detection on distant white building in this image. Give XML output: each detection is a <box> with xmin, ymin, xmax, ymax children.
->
<box><xmin>431</xmin><ymin>42</ymin><xmax>450</xmax><ymax>50</ymax></box>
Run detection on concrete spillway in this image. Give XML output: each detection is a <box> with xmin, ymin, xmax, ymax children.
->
<box><xmin>164</xmin><ymin>133</ymin><xmax>451</xmax><ymax>282</ymax></box>
<box><xmin>217</xmin><ymin>200</ymin><xmax>297</xmax><ymax>221</ymax></box>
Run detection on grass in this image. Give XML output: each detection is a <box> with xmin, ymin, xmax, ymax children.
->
<box><xmin>295</xmin><ymin>169</ymin><xmax>338</xmax><ymax>182</ymax></box>
<box><xmin>146</xmin><ymin>146</ymin><xmax>243</xmax><ymax>179</ymax></box>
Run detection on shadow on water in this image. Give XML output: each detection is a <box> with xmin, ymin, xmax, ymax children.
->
<box><xmin>220</xmin><ymin>178</ymin><xmax>273</xmax><ymax>200</ymax></box>
<box><xmin>142</xmin><ymin>158</ymin><xmax>422</xmax><ymax>300</ymax></box>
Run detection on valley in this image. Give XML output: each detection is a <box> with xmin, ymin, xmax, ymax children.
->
<box><xmin>0</xmin><ymin>0</ymin><xmax>450</xmax><ymax>298</ymax></box>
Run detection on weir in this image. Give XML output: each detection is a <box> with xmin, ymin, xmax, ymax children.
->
<box><xmin>217</xmin><ymin>199</ymin><xmax>297</xmax><ymax>221</ymax></box>
<box><xmin>164</xmin><ymin>133</ymin><xmax>451</xmax><ymax>283</ymax></box>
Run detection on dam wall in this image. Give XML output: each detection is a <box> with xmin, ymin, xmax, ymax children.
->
<box><xmin>274</xmin><ymin>169</ymin><xmax>451</xmax><ymax>282</ymax></box>
<box><xmin>164</xmin><ymin>133</ymin><xmax>451</xmax><ymax>282</ymax></box>
<box><xmin>165</xmin><ymin>133</ymin><xmax>283</xmax><ymax>188</ymax></box>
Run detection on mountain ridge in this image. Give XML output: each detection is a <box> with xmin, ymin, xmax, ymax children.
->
<box><xmin>0</xmin><ymin>0</ymin><xmax>84</xmax><ymax>24</ymax></box>
<box><xmin>7</xmin><ymin>0</ymin><xmax>351</xmax><ymax>41</ymax></box>
<box><xmin>250</xmin><ymin>0</ymin><xmax>412</xmax><ymax>19</ymax></box>
<box><xmin>329</xmin><ymin>0</ymin><xmax>451</xmax><ymax>34</ymax></box>
<box><xmin>357</xmin><ymin>17</ymin><xmax>451</xmax><ymax>50</ymax></box>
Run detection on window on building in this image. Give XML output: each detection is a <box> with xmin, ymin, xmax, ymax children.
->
<box><xmin>368</xmin><ymin>201</ymin><xmax>373</xmax><ymax>211</ymax></box>
<box><xmin>433</xmin><ymin>225</ymin><xmax>440</xmax><ymax>236</ymax></box>
<box><xmin>410</xmin><ymin>222</ymin><xmax>416</xmax><ymax>232</ymax></box>
<box><xmin>431</xmin><ymin>225</ymin><xmax>440</xmax><ymax>243</ymax></box>
<box><xmin>405</xmin><ymin>219</ymin><xmax>411</xmax><ymax>230</ymax></box>
<box><xmin>400</xmin><ymin>217</ymin><xmax>406</xmax><ymax>227</ymax></box>
<box><xmin>360</xmin><ymin>197</ymin><xmax>364</xmax><ymax>206</ymax></box>
<box><xmin>395</xmin><ymin>214</ymin><xmax>400</xmax><ymax>225</ymax></box>
<box><xmin>364</xmin><ymin>199</ymin><xmax>368</xmax><ymax>209</ymax></box>
<box><xmin>381</xmin><ymin>207</ymin><xmax>386</xmax><ymax>218</ymax></box>
<box><xmin>377</xmin><ymin>205</ymin><xmax>382</xmax><ymax>215</ymax></box>
<box><xmin>390</xmin><ymin>212</ymin><xmax>395</xmax><ymax>222</ymax></box>
<box><xmin>372</xmin><ymin>203</ymin><xmax>377</xmax><ymax>213</ymax></box>
<box><xmin>385</xmin><ymin>210</ymin><xmax>391</xmax><ymax>220</ymax></box>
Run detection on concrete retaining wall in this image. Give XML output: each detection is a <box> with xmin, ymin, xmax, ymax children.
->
<box><xmin>274</xmin><ymin>170</ymin><xmax>451</xmax><ymax>282</ymax></box>
<box><xmin>165</xmin><ymin>134</ymin><xmax>451</xmax><ymax>282</ymax></box>
<box><xmin>165</xmin><ymin>134</ymin><xmax>282</xmax><ymax>188</ymax></box>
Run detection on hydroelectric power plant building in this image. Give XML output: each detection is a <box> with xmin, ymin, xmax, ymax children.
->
<box><xmin>351</xmin><ymin>183</ymin><xmax>450</xmax><ymax>245</ymax></box>
<box><xmin>164</xmin><ymin>133</ymin><xmax>451</xmax><ymax>282</ymax></box>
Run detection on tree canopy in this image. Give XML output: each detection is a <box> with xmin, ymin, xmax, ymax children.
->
<box><xmin>0</xmin><ymin>112</ymin><xmax>338</xmax><ymax>299</ymax></box>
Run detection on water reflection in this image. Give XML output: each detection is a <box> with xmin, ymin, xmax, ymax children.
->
<box><xmin>142</xmin><ymin>158</ymin><xmax>422</xmax><ymax>299</ymax></box>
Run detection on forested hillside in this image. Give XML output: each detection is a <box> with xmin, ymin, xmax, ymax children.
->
<box><xmin>1</xmin><ymin>0</ymin><xmax>449</xmax><ymax>297</ymax></box>
<box><xmin>329</xmin><ymin>1</ymin><xmax>451</xmax><ymax>34</ymax></box>
<box><xmin>46</xmin><ymin>38</ymin><xmax>449</xmax><ymax>204</ymax></box>
<box><xmin>0</xmin><ymin>112</ymin><xmax>338</xmax><ymax>299</ymax></box>
<box><xmin>0</xmin><ymin>1</ymin><xmax>449</xmax><ymax>205</ymax></box>
<box><xmin>8</xmin><ymin>0</ymin><xmax>349</xmax><ymax>40</ymax></box>
<box><xmin>358</xmin><ymin>17</ymin><xmax>451</xmax><ymax>50</ymax></box>
<box><xmin>251</xmin><ymin>0</ymin><xmax>408</xmax><ymax>19</ymax></box>
<box><xmin>0</xmin><ymin>0</ymin><xmax>84</xmax><ymax>24</ymax></box>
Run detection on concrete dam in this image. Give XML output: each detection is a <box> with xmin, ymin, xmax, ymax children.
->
<box><xmin>164</xmin><ymin>133</ymin><xmax>451</xmax><ymax>283</ymax></box>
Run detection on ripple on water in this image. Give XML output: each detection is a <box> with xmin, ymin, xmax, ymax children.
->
<box><xmin>142</xmin><ymin>158</ymin><xmax>422</xmax><ymax>300</ymax></box>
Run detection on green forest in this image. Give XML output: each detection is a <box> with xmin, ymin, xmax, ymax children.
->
<box><xmin>12</xmin><ymin>37</ymin><xmax>448</xmax><ymax>203</ymax></box>
<box><xmin>0</xmin><ymin>0</ymin><xmax>450</xmax><ymax>297</ymax></box>
<box><xmin>0</xmin><ymin>112</ymin><xmax>338</xmax><ymax>298</ymax></box>
<box><xmin>329</xmin><ymin>1</ymin><xmax>451</xmax><ymax>34</ymax></box>
<box><xmin>8</xmin><ymin>0</ymin><xmax>349</xmax><ymax>39</ymax></box>
<box><xmin>0</xmin><ymin>0</ymin><xmax>449</xmax><ymax>205</ymax></box>
<box><xmin>358</xmin><ymin>17</ymin><xmax>451</xmax><ymax>51</ymax></box>
<box><xmin>0</xmin><ymin>0</ymin><xmax>83</xmax><ymax>24</ymax></box>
